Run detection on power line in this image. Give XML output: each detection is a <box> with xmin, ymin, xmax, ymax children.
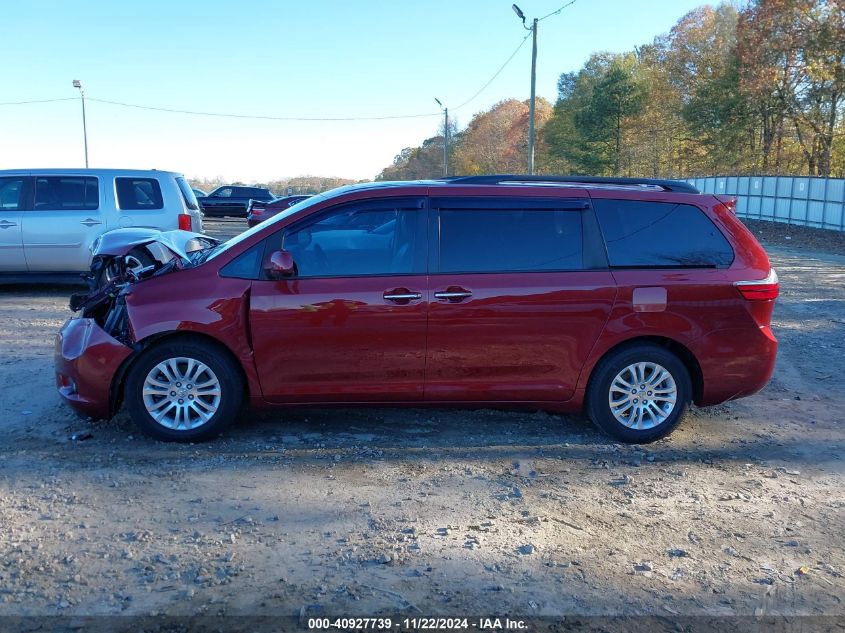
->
<box><xmin>453</xmin><ymin>32</ymin><xmax>532</xmax><ymax>111</ymax></box>
<box><xmin>0</xmin><ymin>29</ymin><xmax>544</xmax><ymax>122</ymax></box>
<box><xmin>538</xmin><ymin>0</ymin><xmax>579</xmax><ymax>22</ymax></box>
<box><xmin>86</xmin><ymin>98</ymin><xmax>440</xmax><ymax>122</ymax></box>
<box><xmin>0</xmin><ymin>97</ymin><xmax>77</xmax><ymax>106</ymax></box>
<box><xmin>448</xmin><ymin>1</ymin><xmax>579</xmax><ymax>114</ymax></box>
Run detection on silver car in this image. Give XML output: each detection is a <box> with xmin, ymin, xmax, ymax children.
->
<box><xmin>0</xmin><ymin>169</ymin><xmax>204</xmax><ymax>282</ymax></box>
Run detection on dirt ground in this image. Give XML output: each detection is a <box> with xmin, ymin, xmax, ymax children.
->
<box><xmin>0</xmin><ymin>218</ymin><xmax>843</xmax><ymax>630</ymax></box>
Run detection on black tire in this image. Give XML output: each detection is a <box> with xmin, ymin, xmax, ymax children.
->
<box><xmin>124</xmin><ymin>340</ymin><xmax>243</xmax><ymax>442</ymax></box>
<box><xmin>586</xmin><ymin>343</ymin><xmax>691</xmax><ymax>443</ymax></box>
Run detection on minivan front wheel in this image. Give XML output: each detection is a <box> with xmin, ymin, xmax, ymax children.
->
<box><xmin>124</xmin><ymin>340</ymin><xmax>242</xmax><ymax>442</ymax></box>
<box><xmin>586</xmin><ymin>344</ymin><xmax>691</xmax><ymax>443</ymax></box>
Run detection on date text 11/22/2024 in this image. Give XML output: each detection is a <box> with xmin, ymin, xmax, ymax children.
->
<box><xmin>307</xmin><ymin>617</ymin><xmax>528</xmax><ymax>630</ymax></box>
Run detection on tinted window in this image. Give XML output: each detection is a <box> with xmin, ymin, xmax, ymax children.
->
<box><xmin>176</xmin><ymin>177</ymin><xmax>199</xmax><ymax>210</ymax></box>
<box><xmin>281</xmin><ymin>205</ymin><xmax>423</xmax><ymax>277</ymax></box>
<box><xmin>594</xmin><ymin>200</ymin><xmax>734</xmax><ymax>268</ymax></box>
<box><xmin>439</xmin><ymin>209</ymin><xmax>583</xmax><ymax>273</ymax></box>
<box><xmin>0</xmin><ymin>177</ymin><xmax>25</xmax><ymax>210</ymax></box>
<box><xmin>116</xmin><ymin>178</ymin><xmax>164</xmax><ymax>210</ymax></box>
<box><xmin>214</xmin><ymin>188</ymin><xmax>233</xmax><ymax>198</ymax></box>
<box><xmin>34</xmin><ymin>176</ymin><xmax>98</xmax><ymax>210</ymax></box>
<box><xmin>232</xmin><ymin>187</ymin><xmax>258</xmax><ymax>197</ymax></box>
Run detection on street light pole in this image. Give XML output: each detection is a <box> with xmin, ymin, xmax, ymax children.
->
<box><xmin>513</xmin><ymin>5</ymin><xmax>537</xmax><ymax>175</ymax></box>
<box><xmin>435</xmin><ymin>98</ymin><xmax>449</xmax><ymax>177</ymax></box>
<box><xmin>72</xmin><ymin>80</ymin><xmax>89</xmax><ymax>168</ymax></box>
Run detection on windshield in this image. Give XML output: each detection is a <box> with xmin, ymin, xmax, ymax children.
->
<box><xmin>205</xmin><ymin>193</ymin><xmax>328</xmax><ymax>261</ymax></box>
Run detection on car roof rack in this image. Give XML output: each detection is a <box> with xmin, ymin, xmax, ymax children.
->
<box><xmin>438</xmin><ymin>175</ymin><xmax>699</xmax><ymax>194</ymax></box>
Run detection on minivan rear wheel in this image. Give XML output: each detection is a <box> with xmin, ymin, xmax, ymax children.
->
<box><xmin>124</xmin><ymin>340</ymin><xmax>242</xmax><ymax>442</ymax></box>
<box><xmin>586</xmin><ymin>343</ymin><xmax>691</xmax><ymax>443</ymax></box>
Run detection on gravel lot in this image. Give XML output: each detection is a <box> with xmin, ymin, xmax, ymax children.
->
<box><xmin>0</xmin><ymin>218</ymin><xmax>843</xmax><ymax>628</ymax></box>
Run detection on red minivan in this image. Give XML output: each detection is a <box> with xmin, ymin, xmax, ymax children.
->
<box><xmin>55</xmin><ymin>176</ymin><xmax>778</xmax><ymax>443</ymax></box>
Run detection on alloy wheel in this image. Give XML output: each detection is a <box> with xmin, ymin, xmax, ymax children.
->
<box><xmin>141</xmin><ymin>357</ymin><xmax>222</xmax><ymax>430</ymax></box>
<box><xmin>608</xmin><ymin>361</ymin><xmax>677</xmax><ymax>430</ymax></box>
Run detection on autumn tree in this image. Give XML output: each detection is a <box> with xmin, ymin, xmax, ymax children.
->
<box><xmin>377</xmin><ymin>137</ymin><xmax>444</xmax><ymax>181</ymax></box>
<box><xmin>739</xmin><ymin>0</ymin><xmax>845</xmax><ymax>176</ymax></box>
<box><xmin>452</xmin><ymin>98</ymin><xmax>552</xmax><ymax>174</ymax></box>
<box><xmin>661</xmin><ymin>4</ymin><xmax>753</xmax><ymax>174</ymax></box>
<box><xmin>378</xmin><ymin>0</ymin><xmax>845</xmax><ymax>180</ymax></box>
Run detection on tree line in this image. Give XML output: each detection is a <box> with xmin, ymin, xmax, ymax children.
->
<box><xmin>379</xmin><ymin>0</ymin><xmax>845</xmax><ymax>181</ymax></box>
<box><xmin>190</xmin><ymin>175</ymin><xmax>362</xmax><ymax>196</ymax></box>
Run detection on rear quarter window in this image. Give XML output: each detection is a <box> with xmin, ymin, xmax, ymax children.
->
<box><xmin>594</xmin><ymin>199</ymin><xmax>734</xmax><ymax>268</ymax></box>
<box><xmin>116</xmin><ymin>178</ymin><xmax>164</xmax><ymax>210</ymax></box>
<box><xmin>175</xmin><ymin>177</ymin><xmax>199</xmax><ymax>210</ymax></box>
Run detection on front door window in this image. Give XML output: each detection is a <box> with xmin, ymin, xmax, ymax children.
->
<box><xmin>280</xmin><ymin>205</ymin><xmax>423</xmax><ymax>277</ymax></box>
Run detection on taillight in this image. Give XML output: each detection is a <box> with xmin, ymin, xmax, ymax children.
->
<box><xmin>178</xmin><ymin>214</ymin><xmax>192</xmax><ymax>231</ymax></box>
<box><xmin>735</xmin><ymin>269</ymin><xmax>779</xmax><ymax>301</ymax></box>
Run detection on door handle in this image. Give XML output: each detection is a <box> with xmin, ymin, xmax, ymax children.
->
<box><xmin>0</xmin><ymin>220</ymin><xmax>16</xmax><ymax>229</ymax></box>
<box><xmin>434</xmin><ymin>287</ymin><xmax>473</xmax><ymax>302</ymax></box>
<box><xmin>81</xmin><ymin>218</ymin><xmax>102</xmax><ymax>227</ymax></box>
<box><xmin>383</xmin><ymin>289</ymin><xmax>422</xmax><ymax>303</ymax></box>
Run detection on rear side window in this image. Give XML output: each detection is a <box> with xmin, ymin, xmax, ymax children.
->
<box><xmin>116</xmin><ymin>178</ymin><xmax>164</xmax><ymax>210</ymax></box>
<box><xmin>34</xmin><ymin>176</ymin><xmax>98</xmax><ymax>210</ymax></box>
<box><xmin>176</xmin><ymin>177</ymin><xmax>199</xmax><ymax>210</ymax></box>
<box><xmin>0</xmin><ymin>177</ymin><xmax>25</xmax><ymax>210</ymax></box>
<box><xmin>594</xmin><ymin>200</ymin><xmax>734</xmax><ymax>268</ymax></box>
<box><xmin>439</xmin><ymin>209</ymin><xmax>583</xmax><ymax>273</ymax></box>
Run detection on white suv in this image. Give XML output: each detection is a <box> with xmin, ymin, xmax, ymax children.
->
<box><xmin>0</xmin><ymin>169</ymin><xmax>204</xmax><ymax>282</ymax></box>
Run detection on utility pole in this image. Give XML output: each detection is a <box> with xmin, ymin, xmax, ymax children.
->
<box><xmin>435</xmin><ymin>98</ymin><xmax>449</xmax><ymax>177</ymax></box>
<box><xmin>72</xmin><ymin>80</ymin><xmax>89</xmax><ymax>168</ymax></box>
<box><xmin>527</xmin><ymin>17</ymin><xmax>537</xmax><ymax>175</ymax></box>
<box><xmin>513</xmin><ymin>5</ymin><xmax>537</xmax><ymax>175</ymax></box>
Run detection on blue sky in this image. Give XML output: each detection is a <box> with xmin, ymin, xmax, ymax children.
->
<box><xmin>0</xmin><ymin>0</ymin><xmax>706</xmax><ymax>181</ymax></box>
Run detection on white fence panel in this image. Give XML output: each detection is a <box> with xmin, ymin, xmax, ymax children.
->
<box><xmin>686</xmin><ymin>175</ymin><xmax>845</xmax><ymax>231</ymax></box>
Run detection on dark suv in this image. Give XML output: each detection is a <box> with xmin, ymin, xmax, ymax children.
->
<box><xmin>55</xmin><ymin>176</ymin><xmax>778</xmax><ymax>443</ymax></box>
<box><xmin>197</xmin><ymin>185</ymin><xmax>274</xmax><ymax>217</ymax></box>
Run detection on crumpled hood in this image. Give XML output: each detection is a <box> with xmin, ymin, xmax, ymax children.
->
<box><xmin>91</xmin><ymin>228</ymin><xmax>219</xmax><ymax>261</ymax></box>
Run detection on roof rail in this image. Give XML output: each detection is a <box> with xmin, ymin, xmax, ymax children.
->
<box><xmin>438</xmin><ymin>174</ymin><xmax>699</xmax><ymax>194</ymax></box>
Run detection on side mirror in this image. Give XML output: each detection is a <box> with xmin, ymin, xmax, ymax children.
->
<box><xmin>265</xmin><ymin>250</ymin><xmax>295</xmax><ymax>278</ymax></box>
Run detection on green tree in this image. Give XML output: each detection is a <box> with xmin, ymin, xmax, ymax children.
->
<box><xmin>543</xmin><ymin>54</ymin><xmax>645</xmax><ymax>175</ymax></box>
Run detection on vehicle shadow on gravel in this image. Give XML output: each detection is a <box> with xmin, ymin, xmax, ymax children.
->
<box><xmin>45</xmin><ymin>404</ymin><xmax>844</xmax><ymax>473</ymax></box>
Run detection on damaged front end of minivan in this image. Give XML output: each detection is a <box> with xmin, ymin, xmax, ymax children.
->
<box><xmin>56</xmin><ymin>229</ymin><xmax>219</xmax><ymax>419</ymax></box>
<box><xmin>69</xmin><ymin>229</ymin><xmax>219</xmax><ymax>343</ymax></box>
